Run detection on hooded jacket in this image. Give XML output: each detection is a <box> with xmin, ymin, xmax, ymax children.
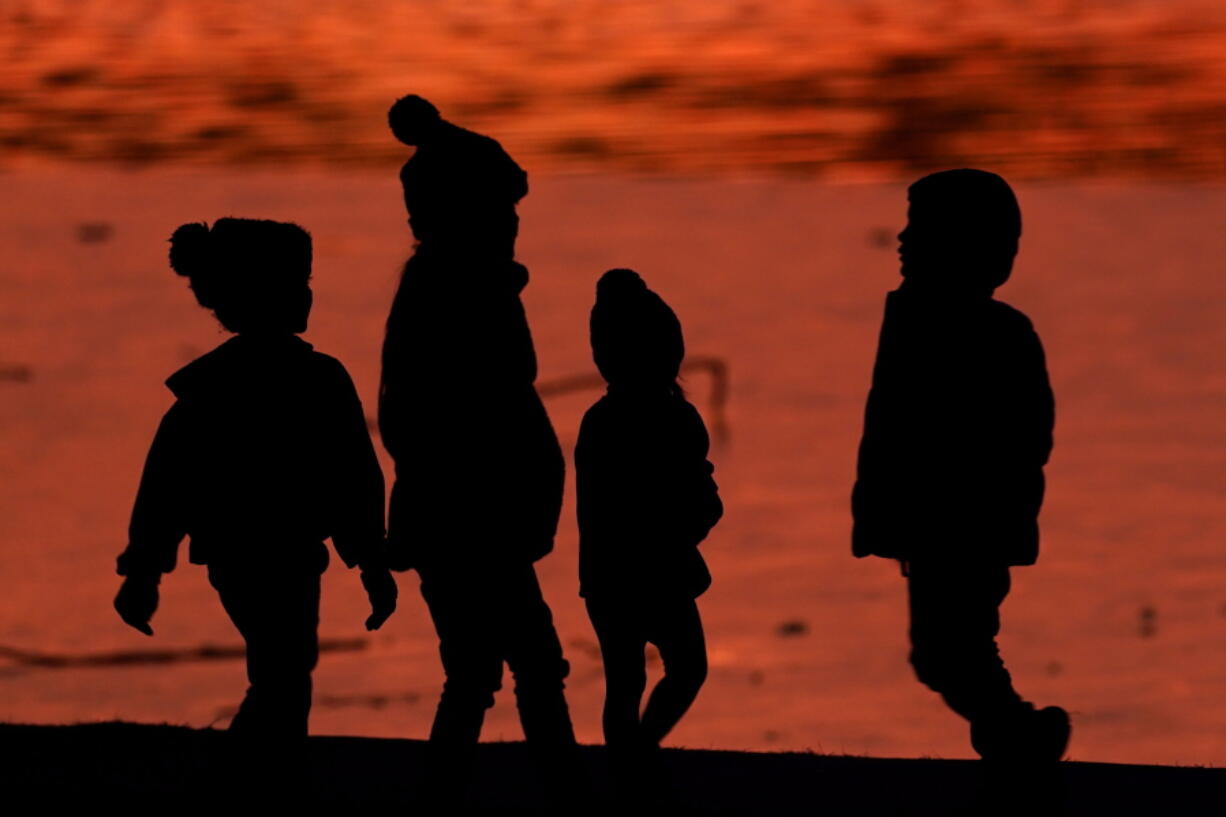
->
<box><xmin>852</xmin><ymin>286</ymin><xmax>1054</xmax><ymax>566</ymax></box>
<box><xmin>116</xmin><ymin>334</ymin><xmax>385</xmax><ymax>576</ymax></box>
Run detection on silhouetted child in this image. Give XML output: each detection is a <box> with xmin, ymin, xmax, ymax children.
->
<box><xmin>381</xmin><ymin>96</ymin><xmax>583</xmax><ymax>807</ymax></box>
<box><xmin>576</xmin><ymin>269</ymin><xmax>723</xmax><ymax>791</ymax></box>
<box><xmin>113</xmin><ymin>218</ymin><xmax>396</xmax><ymax>742</ymax></box>
<box><xmin>388</xmin><ymin>94</ymin><xmax>527</xmax><ymax>261</ymax></box>
<box><xmin>852</xmin><ymin>170</ymin><xmax>1070</xmax><ymax>769</ymax></box>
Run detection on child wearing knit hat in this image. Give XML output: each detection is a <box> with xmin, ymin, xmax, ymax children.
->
<box><xmin>575</xmin><ymin>268</ymin><xmax>723</xmax><ymax>794</ymax></box>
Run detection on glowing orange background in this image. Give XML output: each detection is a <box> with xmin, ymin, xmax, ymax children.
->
<box><xmin>1</xmin><ymin>1</ymin><xmax>1224</xmax><ymax>767</ymax></box>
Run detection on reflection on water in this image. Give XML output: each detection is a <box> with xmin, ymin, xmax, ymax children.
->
<box><xmin>3</xmin><ymin>170</ymin><xmax>1226</xmax><ymax>763</ymax></box>
<box><xmin>3</xmin><ymin>0</ymin><xmax>1226</xmax><ymax>176</ymax></box>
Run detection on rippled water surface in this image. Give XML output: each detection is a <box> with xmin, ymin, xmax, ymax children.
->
<box><xmin>1</xmin><ymin>169</ymin><xmax>1224</xmax><ymax>765</ymax></box>
<box><xmin>4</xmin><ymin>1</ymin><xmax>1226</xmax><ymax>177</ymax></box>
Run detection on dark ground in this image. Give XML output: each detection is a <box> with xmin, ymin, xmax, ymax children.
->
<box><xmin>0</xmin><ymin>722</ymin><xmax>1220</xmax><ymax>814</ymax></box>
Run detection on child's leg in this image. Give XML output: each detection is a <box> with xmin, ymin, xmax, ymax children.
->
<box><xmin>502</xmin><ymin>564</ymin><xmax>588</xmax><ymax>801</ymax></box>
<box><xmin>502</xmin><ymin>565</ymin><xmax>577</xmax><ymax>748</ymax></box>
<box><xmin>209</xmin><ymin>565</ymin><xmax>321</xmax><ymax>738</ymax></box>
<box><xmin>905</xmin><ymin>558</ymin><xmax>1073</xmax><ymax>765</ymax></box>
<box><xmin>418</xmin><ymin>566</ymin><xmax>503</xmax><ymax>787</ymax></box>
<box><xmin>906</xmin><ymin>560</ymin><xmax>1026</xmax><ymax>725</ymax></box>
<box><xmin>585</xmin><ymin>597</ymin><xmax>649</xmax><ymax>751</ymax></box>
<box><xmin>639</xmin><ymin>598</ymin><xmax>707</xmax><ymax>747</ymax></box>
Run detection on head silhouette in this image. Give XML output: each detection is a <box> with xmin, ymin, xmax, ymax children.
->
<box><xmin>899</xmin><ymin>168</ymin><xmax>1022</xmax><ymax>296</ymax></box>
<box><xmin>591</xmin><ymin>269</ymin><xmax>684</xmax><ymax>392</ymax></box>
<box><xmin>388</xmin><ymin>94</ymin><xmax>443</xmax><ymax>146</ymax></box>
<box><xmin>168</xmin><ymin>218</ymin><xmax>313</xmax><ymax>334</ymax></box>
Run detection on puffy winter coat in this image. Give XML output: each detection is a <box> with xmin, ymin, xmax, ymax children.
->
<box><xmin>852</xmin><ymin>286</ymin><xmax>1054</xmax><ymax>566</ymax></box>
<box><xmin>117</xmin><ymin>334</ymin><xmax>385</xmax><ymax>576</ymax></box>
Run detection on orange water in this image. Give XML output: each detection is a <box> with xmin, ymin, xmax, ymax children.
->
<box><xmin>1</xmin><ymin>169</ymin><xmax>1223</xmax><ymax>766</ymax></box>
<box><xmin>4</xmin><ymin>0</ymin><xmax>1226</xmax><ymax>178</ymax></box>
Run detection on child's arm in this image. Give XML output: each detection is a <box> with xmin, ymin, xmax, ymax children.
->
<box><xmin>114</xmin><ymin>402</ymin><xmax>191</xmax><ymax>634</ymax></box>
<box><xmin>326</xmin><ymin>363</ymin><xmax>387</xmax><ymax>569</ymax></box>
<box><xmin>575</xmin><ymin>400</ymin><xmax>639</xmax><ymax>547</ymax></box>
<box><xmin>996</xmin><ymin>317</ymin><xmax>1055</xmax><ymax>470</ymax></box>
<box><xmin>674</xmin><ymin>403</ymin><xmax>723</xmax><ymax>547</ymax></box>
<box><xmin>325</xmin><ymin>360</ymin><xmax>397</xmax><ymax>629</ymax></box>
<box><xmin>1020</xmin><ymin>327</ymin><xmax>1055</xmax><ymax>467</ymax></box>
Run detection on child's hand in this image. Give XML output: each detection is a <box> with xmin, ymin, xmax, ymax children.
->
<box><xmin>114</xmin><ymin>575</ymin><xmax>159</xmax><ymax>636</ymax></box>
<box><xmin>361</xmin><ymin>567</ymin><xmax>398</xmax><ymax>631</ymax></box>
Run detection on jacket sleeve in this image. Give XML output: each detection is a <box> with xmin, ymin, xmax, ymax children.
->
<box><xmin>675</xmin><ymin>404</ymin><xmax>723</xmax><ymax>547</ymax></box>
<box><xmin>327</xmin><ymin>362</ymin><xmax>387</xmax><ymax>569</ymax></box>
<box><xmin>116</xmin><ymin>402</ymin><xmax>190</xmax><ymax>576</ymax></box>
<box><xmin>1021</xmin><ymin>327</ymin><xmax>1055</xmax><ymax>468</ymax></box>
<box><xmin>993</xmin><ymin>319</ymin><xmax>1055</xmax><ymax>471</ymax></box>
<box><xmin>575</xmin><ymin>402</ymin><xmax>639</xmax><ymax>547</ymax></box>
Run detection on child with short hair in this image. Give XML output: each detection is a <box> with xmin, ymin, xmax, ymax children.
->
<box><xmin>852</xmin><ymin>169</ymin><xmax>1069</xmax><ymax>766</ymax></box>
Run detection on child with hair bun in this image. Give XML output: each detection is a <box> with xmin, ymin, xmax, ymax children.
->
<box><xmin>576</xmin><ymin>268</ymin><xmax>723</xmax><ymax>793</ymax></box>
<box><xmin>113</xmin><ymin>217</ymin><xmax>396</xmax><ymax>739</ymax></box>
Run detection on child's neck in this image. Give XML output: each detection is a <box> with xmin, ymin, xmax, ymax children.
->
<box><xmin>898</xmin><ymin>276</ymin><xmax>995</xmax><ymax>300</ymax></box>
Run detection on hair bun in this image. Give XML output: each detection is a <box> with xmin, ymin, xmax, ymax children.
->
<box><xmin>168</xmin><ymin>222</ymin><xmax>211</xmax><ymax>278</ymax></box>
<box><xmin>597</xmin><ymin>268</ymin><xmax>647</xmax><ymax>298</ymax></box>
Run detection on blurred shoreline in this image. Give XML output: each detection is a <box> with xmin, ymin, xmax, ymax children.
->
<box><xmin>4</xmin><ymin>0</ymin><xmax>1226</xmax><ymax>178</ymax></box>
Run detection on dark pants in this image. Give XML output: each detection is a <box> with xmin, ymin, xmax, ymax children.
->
<box><xmin>585</xmin><ymin>596</ymin><xmax>708</xmax><ymax>757</ymax></box>
<box><xmin>418</xmin><ymin>563</ymin><xmax>579</xmax><ymax>796</ymax></box>
<box><xmin>209</xmin><ymin>566</ymin><xmax>321</xmax><ymax>739</ymax></box>
<box><xmin>906</xmin><ymin>560</ymin><xmax>1029</xmax><ymax>727</ymax></box>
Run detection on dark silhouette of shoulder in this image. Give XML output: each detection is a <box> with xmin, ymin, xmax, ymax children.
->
<box><xmin>852</xmin><ymin>169</ymin><xmax>1053</xmax><ymax>567</ymax></box>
